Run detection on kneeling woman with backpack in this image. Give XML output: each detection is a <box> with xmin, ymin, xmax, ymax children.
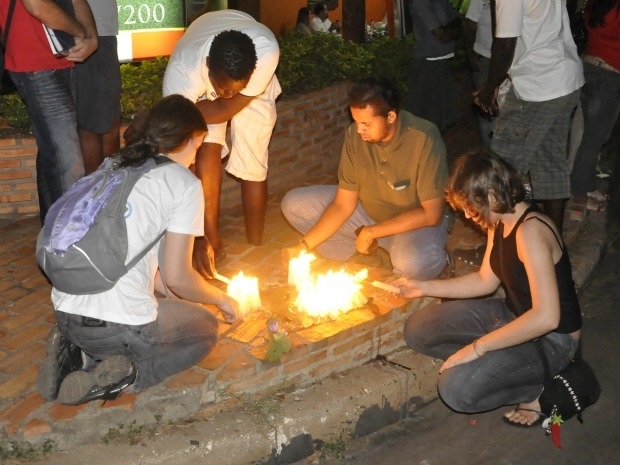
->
<box><xmin>38</xmin><ymin>95</ymin><xmax>239</xmax><ymax>405</ymax></box>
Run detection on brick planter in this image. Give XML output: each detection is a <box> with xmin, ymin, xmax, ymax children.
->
<box><xmin>0</xmin><ymin>83</ymin><xmax>352</xmax><ymax>219</ymax></box>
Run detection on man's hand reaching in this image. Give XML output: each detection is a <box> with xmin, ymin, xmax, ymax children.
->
<box><xmin>193</xmin><ymin>236</ymin><xmax>216</xmax><ymax>279</ymax></box>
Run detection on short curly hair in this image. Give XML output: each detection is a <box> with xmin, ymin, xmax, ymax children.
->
<box><xmin>447</xmin><ymin>150</ymin><xmax>526</xmax><ymax>224</ymax></box>
<box><xmin>209</xmin><ymin>30</ymin><xmax>257</xmax><ymax>81</ymax></box>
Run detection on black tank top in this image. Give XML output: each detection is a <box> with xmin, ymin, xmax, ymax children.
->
<box><xmin>489</xmin><ymin>204</ymin><xmax>582</xmax><ymax>333</ymax></box>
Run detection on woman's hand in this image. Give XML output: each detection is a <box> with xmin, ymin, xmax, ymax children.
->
<box><xmin>392</xmin><ymin>277</ymin><xmax>425</xmax><ymax>299</ymax></box>
<box><xmin>217</xmin><ymin>293</ymin><xmax>239</xmax><ymax>324</ymax></box>
<box><xmin>439</xmin><ymin>343</ymin><xmax>481</xmax><ymax>374</ymax></box>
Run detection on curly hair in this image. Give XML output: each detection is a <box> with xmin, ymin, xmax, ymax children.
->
<box><xmin>209</xmin><ymin>30</ymin><xmax>257</xmax><ymax>81</ymax></box>
<box><xmin>120</xmin><ymin>95</ymin><xmax>207</xmax><ymax>167</ymax></box>
<box><xmin>347</xmin><ymin>76</ymin><xmax>400</xmax><ymax>118</ymax></box>
<box><xmin>446</xmin><ymin>150</ymin><xmax>526</xmax><ymax>224</ymax></box>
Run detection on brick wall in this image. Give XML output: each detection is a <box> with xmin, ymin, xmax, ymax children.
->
<box><xmin>0</xmin><ymin>83</ymin><xmax>351</xmax><ymax>219</ymax></box>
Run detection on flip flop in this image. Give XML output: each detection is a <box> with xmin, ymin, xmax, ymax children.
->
<box><xmin>502</xmin><ymin>408</ymin><xmax>548</xmax><ymax>428</ymax></box>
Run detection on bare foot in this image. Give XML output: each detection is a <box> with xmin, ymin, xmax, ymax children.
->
<box><xmin>504</xmin><ymin>397</ymin><xmax>544</xmax><ymax>426</ymax></box>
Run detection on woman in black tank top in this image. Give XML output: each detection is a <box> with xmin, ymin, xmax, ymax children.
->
<box><xmin>396</xmin><ymin>150</ymin><xmax>581</xmax><ymax>427</ymax></box>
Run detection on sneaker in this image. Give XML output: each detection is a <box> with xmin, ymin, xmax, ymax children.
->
<box><xmin>57</xmin><ymin>355</ymin><xmax>136</xmax><ymax>406</ymax></box>
<box><xmin>454</xmin><ymin>244</ymin><xmax>485</xmax><ymax>267</ymax></box>
<box><xmin>36</xmin><ymin>327</ymin><xmax>83</xmax><ymax>402</ymax></box>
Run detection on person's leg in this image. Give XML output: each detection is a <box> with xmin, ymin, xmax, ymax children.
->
<box><xmin>10</xmin><ymin>69</ymin><xmax>84</xmax><ymax>223</ymax></box>
<box><xmin>529</xmin><ymin>90</ymin><xmax>581</xmax><ymax>231</ymax></box>
<box><xmin>241</xmin><ymin>179</ymin><xmax>267</xmax><ymax>245</ymax></box>
<box><xmin>571</xmin><ymin>63</ymin><xmax>620</xmax><ymax>197</ymax></box>
<box><xmin>76</xmin><ymin>36</ymin><xmax>122</xmax><ymax>175</ymax></box>
<box><xmin>195</xmin><ymin>142</ymin><xmax>225</xmax><ymax>250</ymax></box>
<box><xmin>56</xmin><ymin>299</ymin><xmax>219</xmax><ymax>392</ymax></box>
<box><xmin>281</xmin><ymin>185</ymin><xmax>371</xmax><ymax>261</ymax></box>
<box><xmin>404</xmin><ymin>298</ymin><xmax>575</xmax><ymax>413</ymax></box>
<box><xmin>227</xmin><ymin>87</ymin><xmax>278</xmax><ymax>246</ymax></box>
<box><xmin>385</xmin><ymin>215</ymin><xmax>448</xmax><ymax>279</ymax></box>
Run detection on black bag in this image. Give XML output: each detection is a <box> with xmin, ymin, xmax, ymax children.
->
<box><xmin>0</xmin><ymin>0</ymin><xmax>17</xmax><ymax>95</ymax></box>
<box><xmin>539</xmin><ymin>357</ymin><xmax>601</xmax><ymax>423</ymax></box>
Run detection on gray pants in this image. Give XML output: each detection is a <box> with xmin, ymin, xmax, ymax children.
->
<box><xmin>55</xmin><ymin>298</ymin><xmax>218</xmax><ymax>392</ymax></box>
<box><xmin>404</xmin><ymin>298</ymin><xmax>578</xmax><ymax>413</ymax></box>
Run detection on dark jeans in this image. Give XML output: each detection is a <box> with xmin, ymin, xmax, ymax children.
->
<box><xmin>404</xmin><ymin>298</ymin><xmax>578</xmax><ymax>413</ymax></box>
<box><xmin>55</xmin><ymin>298</ymin><xmax>219</xmax><ymax>392</ymax></box>
<box><xmin>9</xmin><ymin>68</ymin><xmax>84</xmax><ymax>223</ymax></box>
<box><xmin>571</xmin><ymin>62</ymin><xmax>620</xmax><ymax>197</ymax></box>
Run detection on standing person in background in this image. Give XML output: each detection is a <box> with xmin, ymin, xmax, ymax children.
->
<box><xmin>405</xmin><ymin>0</ymin><xmax>461</xmax><ymax>133</ymax></box>
<box><xmin>570</xmin><ymin>0</ymin><xmax>620</xmax><ymax>215</ymax></box>
<box><xmin>163</xmin><ymin>9</ymin><xmax>281</xmax><ymax>278</ymax></box>
<box><xmin>77</xmin><ymin>0</ymin><xmax>121</xmax><ymax>175</ymax></box>
<box><xmin>1</xmin><ymin>0</ymin><xmax>98</xmax><ymax>224</ymax></box>
<box><xmin>310</xmin><ymin>2</ymin><xmax>341</xmax><ymax>34</ymax></box>
<box><xmin>463</xmin><ymin>0</ymin><xmax>495</xmax><ymax>149</ymax></box>
<box><xmin>475</xmin><ymin>0</ymin><xmax>584</xmax><ymax>234</ymax></box>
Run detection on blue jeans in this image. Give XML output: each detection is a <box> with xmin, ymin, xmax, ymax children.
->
<box><xmin>54</xmin><ymin>299</ymin><xmax>219</xmax><ymax>392</ymax></box>
<box><xmin>10</xmin><ymin>68</ymin><xmax>85</xmax><ymax>223</ymax></box>
<box><xmin>281</xmin><ymin>185</ymin><xmax>449</xmax><ymax>279</ymax></box>
<box><xmin>404</xmin><ymin>298</ymin><xmax>578</xmax><ymax>413</ymax></box>
<box><xmin>570</xmin><ymin>62</ymin><xmax>620</xmax><ymax>196</ymax></box>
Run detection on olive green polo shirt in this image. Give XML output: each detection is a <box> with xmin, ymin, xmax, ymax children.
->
<box><xmin>338</xmin><ymin>111</ymin><xmax>448</xmax><ymax>223</ymax></box>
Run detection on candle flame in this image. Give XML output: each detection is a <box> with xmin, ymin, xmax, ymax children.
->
<box><xmin>227</xmin><ymin>271</ymin><xmax>261</xmax><ymax>316</ymax></box>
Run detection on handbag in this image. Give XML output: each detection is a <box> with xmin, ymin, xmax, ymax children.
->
<box><xmin>0</xmin><ymin>0</ymin><xmax>17</xmax><ymax>95</ymax></box>
<box><xmin>535</xmin><ymin>339</ymin><xmax>601</xmax><ymax>448</ymax></box>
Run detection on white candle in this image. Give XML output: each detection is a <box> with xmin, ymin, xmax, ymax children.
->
<box><xmin>371</xmin><ymin>280</ymin><xmax>401</xmax><ymax>294</ymax></box>
<box><xmin>227</xmin><ymin>271</ymin><xmax>261</xmax><ymax>316</ymax></box>
<box><xmin>288</xmin><ymin>251</ymin><xmax>316</xmax><ymax>291</ymax></box>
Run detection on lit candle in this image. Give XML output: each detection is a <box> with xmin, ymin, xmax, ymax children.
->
<box><xmin>227</xmin><ymin>271</ymin><xmax>261</xmax><ymax>316</ymax></box>
<box><xmin>288</xmin><ymin>251</ymin><xmax>316</xmax><ymax>291</ymax></box>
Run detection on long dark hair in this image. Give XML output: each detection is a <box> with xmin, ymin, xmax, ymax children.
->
<box><xmin>588</xmin><ymin>0</ymin><xmax>620</xmax><ymax>28</ymax></box>
<box><xmin>446</xmin><ymin>150</ymin><xmax>526</xmax><ymax>224</ymax></box>
<box><xmin>119</xmin><ymin>95</ymin><xmax>207</xmax><ymax>167</ymax></box>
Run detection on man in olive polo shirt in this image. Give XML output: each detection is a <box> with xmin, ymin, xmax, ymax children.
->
<box><xmin>281</xmin><ymin>76</ymin><xmax>450</xmax><ymax>280</ymax></box>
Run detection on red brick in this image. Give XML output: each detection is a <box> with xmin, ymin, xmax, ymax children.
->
<box><xmin>165</xmin><ymin>367</ymin><xmax>207</xmax><ymax>390</ymax></box>
<box><xmin>0</xmin><ymin>391</ymin><xmax>45</xmax><ymax>435</ymax></box>
<box><xmin>0</xmin><ymin>323</ymin><xmax>50</xmax><ymax>351</ymax></box>
<box><xmin>0</xmin><ymin>343</ymin><xmax>44</xmax><ymax>375</ymax></box>
<box><xmin>216</xmin><ymin>351</ymin><xmax>258</xmax><ymax>383</ymax></box>
<box><xmin>47</xmin><ymin>402</ymin><xmax>87</xmax><ymax>421</ymax></box>
<box><xmin>22</xmin><ymin>418</ymin><xmax>51</xmax><ymax>438</ymax></box>
<box><xmin>0</xmin><ymin>171</ymin><xmax>31</xmax><ymax>181</ymax></box>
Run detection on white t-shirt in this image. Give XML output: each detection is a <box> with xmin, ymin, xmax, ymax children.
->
<box><xmin>495</xmin><ymin>0</ymin><xmax>584</xmax><ymax>101</ymax></box>
<box><xmin>51</xmin><ymin>162</ymin><xmax>204</xmax><ymax>326</ymax></box>
<box><xmin>162</xmin><ymin>10</ymin><xmax>281</xmax><ymax>103</ymax></box>
<box><xmin>310</xmin><ymin>16</ymin><xmax>332</xmax><ymax>33</ymax></box>
<box><xmin>466</xmin><ymin>0</ymin><xmax>493</xmax><ymax>58</ymax></box>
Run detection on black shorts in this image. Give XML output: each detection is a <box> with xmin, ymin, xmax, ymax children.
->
<box><xmin>76</xmin><ymin>36</ymin><xmax>122</xmax><ymax>134</ymax></box>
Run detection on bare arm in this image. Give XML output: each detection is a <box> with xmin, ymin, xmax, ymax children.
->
<box><xmin>301</xmin><ymin>187</ymin><xmax>359</xmax><ymax>250</ymax></box>
<box><xmin>356</xmin><ymin>197</ymin><xmax>445</xmax><ymax>254</ymax></box>
<box><xmin>21</xmin><ymin>0</ymin><xmax>98</xmax><ymax>61</ymax></box>
<box><xmin>161</xmin><ymin>231</ymin><xmax>239</xmax><ymax>323</ymax></box>
<box><xmin>439</xmin><ymin>219</ymin><xmax>562</xmax><ymax>373</ymax></box>
<box><xmin>394</xmin><ymin>227</ymin><xmax>501</xmax><ymax>299</ymax></box>
<box><xmin>463</xmin><ymin>18</ymin><xmax>480</xmax><ymax>72</ymax></box>
<box><xmin>473</xmin><ymin>36</ymin><xmax>516</xmax><ymax>113</ymax></box>
<box><xmin>195</xmin><ymin>93</ymin><xmax>255</xmax><ymax>124</ymax></box>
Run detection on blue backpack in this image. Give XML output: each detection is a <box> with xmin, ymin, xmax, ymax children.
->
<box><xmin>36</xmin><ymin>155</ymin><xmax>172</xmax><ymax>295</ymax></box>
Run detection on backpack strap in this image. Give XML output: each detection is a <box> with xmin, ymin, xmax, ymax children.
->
<box><xmin>1</xmin><ymin>0</ymin><xmax>17</xmax><ymax>49</ymax></box>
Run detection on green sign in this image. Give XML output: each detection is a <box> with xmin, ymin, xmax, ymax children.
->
<box><xmin>117</xmin><ymin>0</ymin><xmax>185</xmax><ymax>31</ymax></box>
